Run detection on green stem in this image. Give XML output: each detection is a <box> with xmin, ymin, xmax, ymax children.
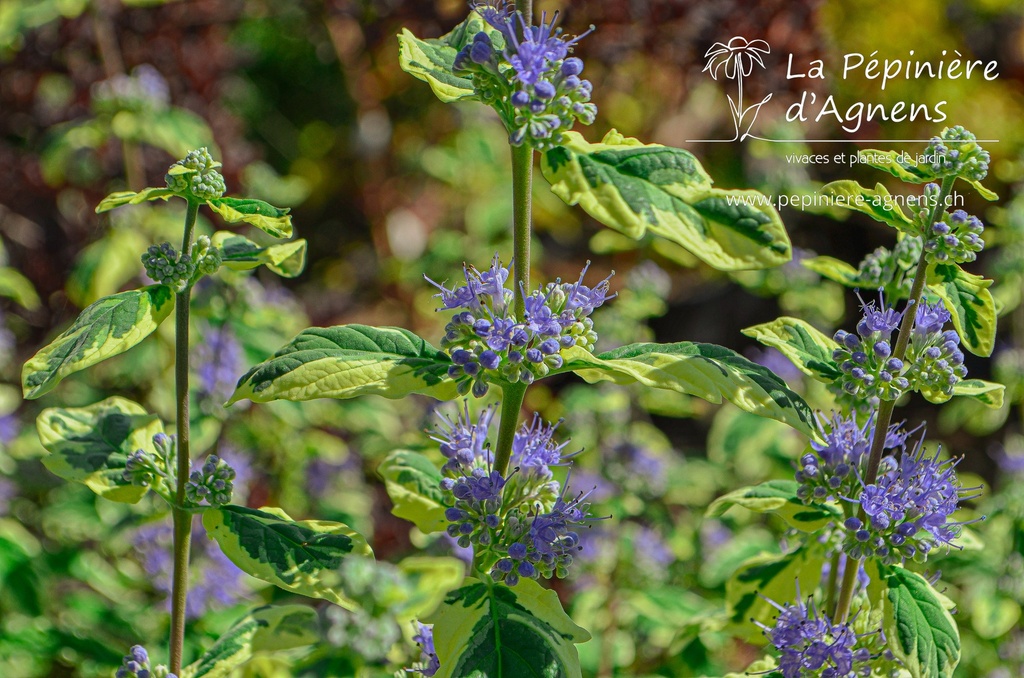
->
<box><xmin>833</xmin><ymin>175</ymin><xmax>955</xmax><ymax>622</ymax></box>
<box><xmin>169</xmin><ymin>199</ymin><xmax>199</xmax><ymax>673</ymax></box>
<box><xmin>494</xmin><ymin>382</ymin><xmax>527</xmax><ymax>477</ymax></box>
<box><xmin>825</xmin><ymin>549</ymin><xmax>841</xmax><ymax>611</ymax></box>
<box><xmin>510</xmin><ymin>142</ymin><xmax>533</xmax><ymax>317</ymax></box>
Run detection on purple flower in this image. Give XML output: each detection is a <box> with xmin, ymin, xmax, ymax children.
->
<box><xmin>797</xmin><ymin>412</ymin><xmax>908</xmax><ymax>503</ymax></box>
<box><xmin>509</xmin><ymin>414</ymin><xmax>575</xmax><ymax>479</ymax></box>
<box><xmin>913</xmin><ymin>300</ymin><xmax>951</xmax><ymax>339</ymax></box>
<box><xmin>433</xmin><ymin>256</ymin><xmax>612</xmax><ymax>396</ymax></box>
<box><xmin>409</xmin><ymin>622</ymin><xmax>440</xmax><ymax>676</ymax></box>
<box><xmin>843</xmin><ymin>432</ymin><xmax>979</xmax><ymax>564</ymax></box>
<box><xmin>755</xmin><ymin>592</ymin><xmax>873</xmax><ymax>678</ymax></box>
<box><xmin>115</xmin><ymin>644</ymin><xmax>177</xmax><ymax>678</ymax></box>
<box><xmin>855</xmin><ymin>291</ymin><xmax>902</xmax><ymax>338</ymax></box>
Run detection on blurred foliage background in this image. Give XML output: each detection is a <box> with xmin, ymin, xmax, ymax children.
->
<box><xmin>2</xmin><ymin>0</ymin><xmax>1024</xmax><ymax>676</ymax></box>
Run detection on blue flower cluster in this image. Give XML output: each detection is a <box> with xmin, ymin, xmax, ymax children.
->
<box><xmin>756</xmin><ymin>594</ymin><xmax>874</xmax><ymax>678</ymax></box>
<box><xmin>165</xmin><ymin>148</ymin><xmax>226</xmax><ymax>200</ymax></box>
<box><xmin>843</xmin><ymin>433</ymin><xmax>976</xmax><ymax>565</ymax></box>
<box><xmin>428</xmin><ymin>256</ymin><xmax>612</xmax><ymax>397</ymax></box>
<box><xmin>115</xmin><ymin>645</ymin><xmax>177</xmax><ymax>678</ymax></box>
<box><xmin>796</xmin><ymin>412</ymin><xmax>908</xmax><ymax>504</ymax></box>
<box><xmin>832</xmin><ymin>294</ymin><xmax>968</xmax><ymax>407</ymax></box>
<box><xmin>453</xmin><ymin>2</ymin><xmax>597</xmax><ymax>149</ymax></box>
<box><xmin>832</xmin><ymin>293</ymin><xmax>909</xmax><ymax>408</ymax></box>
<box><xmin>923</xmin><ymin>208</ymin><xmax>985</xmax><ymax>264</ymax></box>
<box><xmin>904</xmin><ymin>300</ymin><xmax>968</xmax><ymax>399</ymax></box>
<box><xmin>923</xmin><ymin>125</ymin><xmax>990</xmax><ymax>182</ymax></box>
<box><xmin>432</xmin><ymin>404</ymin><xmax>596</xmax><ymax>585</ymax></box>
<box><xmin>184</xmin><ymin>454</ymin><xmax>235</xmax><ymax>507</ymax></box>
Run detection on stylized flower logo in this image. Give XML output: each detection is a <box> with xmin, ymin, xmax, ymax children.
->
<box><xmin>703</xmin><ymin>36</ymin><xmax>772</xmax><ymax>141</ymax></box>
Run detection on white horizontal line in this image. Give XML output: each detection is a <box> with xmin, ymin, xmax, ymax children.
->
<box><xmin>685</xmin><ymin>139</ymin><xmax>1001</xmax><ymax>143</ymax></box>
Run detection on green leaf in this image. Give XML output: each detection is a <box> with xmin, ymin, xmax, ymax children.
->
<box><xmin>950</xmin><ymin>379</ymin><xmax>1004</xmax><ymax>408</ymax></box>
<box><xmin>559</xmin><ymin>342</ymin><xmax>818</xmax><ymax>439</ymax></box>
<box><xmin>182</xmin><ymin>605</ymin><xmax>319</xmax><ymax>678</ymax></box>
<box><xmin>706</xmin><ymin>479</ymin><xmax>841</xmax><ymax>532</ymax></box>
<box><xmin>882</xmin><ymin>567</ymin><xmax>960</xmax><ymax>678</ymax></box>
<box><xmin>395</xmin><ymin>556</ymin><xmax>466</xmax><ymax>620</ymax></box>
<box><xmin>0</xmin><ymin>266</ymin><xmax>41</xmax><ymax>310</ymax></box>
<box><xmin>424</xmin><ymin>577</ymin><xmax>590</xmax><ymax>678</ymax></box>
<box><xmin>741</xmin><ymin>316</ymin><xmax>841</xmax><ymax>382</ymax></box>
<box><xmin>857</xmin><ymin>150</ymin><xmax>934</xmax><ymax>183</ymax></box>
<box><xmin>207</xmin><ymin>197</ymin><xmax>293</xmax><ymax>239</ymax></box>
<box><xmin>35</xmin><ymin>396</ymin><xmax>163</xmax><ymax>503</ymax></box>
<box><xmin>22</xmin><ymin>285</ymin><xmax>175</xmax><ymax>399</ymax></box>
<box><xmin>212</xmin><ymin>232</ymin><xmax>307</xmax><ymax>278</ymax></box>
<box><xmin>397</xmin><ymin>13</ymin><xmax>487</xmax><ymax>103</ymax></box>
<box><xmin>95</xmin><ymin>186</ymin><xmax>177</xmax><ymax>212</ymax></box>
<box><xmin>202</xmin><ymin>504</ymin><xmax>373</xmax><ymax>609</ymax></box>
<box><xmin>541</xmin><ymin>130</ymin><xmax>791</xmax><ymax>270</ymax></box>
<box><xmin>801</xmin><ymin>255</ymin><xmax>860</xmax><ymax>287</ymax></box>
<box><xmin>926</xmin><ymin>263</ymin><xmax>996</xmax><ymax>356</ymax></box>
<box><xmin>725</xmin><ymin>544</ymin><xmax>826</xmax><ymax>643</ymax></box>
<box><xmin>230</xmin><ymin>325</ymin><xmax>458</xmax><ymax>404</ymax></box>
<box><xmin>966</xmin><ymin>179</ymin><xmax>998</xmax><ymax>201</ymax></box>
<box><xmin>821</xmin><ymin>180</ymin><xmax>914</xmax><ymax>232</ymax></box>
<box><xmin>378</xmin><ymin>449</ymin><xmax>448</xmax><ymax>534</ymax></box>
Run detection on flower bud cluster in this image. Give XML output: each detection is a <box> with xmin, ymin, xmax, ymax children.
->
<box><xmin>854</xmin><ymin>236</ymin><xmax>921</xmax><ymax>298</ymax></box>
<box><xmin>428</xmin><ymin>256</ymin><xmax>612</xmax><ymax>397</ymax></box>
<box><xmin>843</xmin><ymin>432</ymin><xmax>977</xmax><ymax>565</ymax></box>
<box><xmin>923</xmin><ymin>209</ymin><xmax>985</xmax><ymax>264</ymax></box>
<box><xmin>190</xmin><ymin>235</ymin><xmax>223</xmax><ymax>277</ymax></box>
<box><xmin>165</xmin><ymin>148</ymin><xmax>226</xmax><ymax>200</ymax></box>
<box><xmin>832</xmin><ymin>294</ymin><xmax>909</xmax><ymax>408</ymax></box>
<box><xmin>115</xmin><ymin>645</ymin><xmax>177</xmax><ymax>678</ymax></box>
<box><xmin>185</xmin><ymin>454</ymin><xmax>235</xmax><ymax>507</ymax></box>
<box><xmin>453</xmin><ymin>3</ymin><xmax>596</xmax><ymax>150</ymax></box>
<box><xmin>432</xmin><ymin>404</ymin><xmax>595</xmax><ymax>586</ymax></box>
<box><xmin>796</xmin><ymin>412</ymin><xmax>907</xmax><ymax>504</ymax></box>
<box><xmin>123</xmin><ymin>433</ymin><xmax>174</xmax><ymax>487</ymax></box>
<box><xmin>923</xmin><ymin>125</ymin><xmax>990</xmax><ymax>182</ymax></box>
<box><xmin>904</xmin><ymin>301</ymin><xmax>968</xmax><ymax>399</ymax></box>
<box><xmin>755</xmin><ymin>594</ymin><xmax>876</xmax><ymax>678</ymax></box>
<box><xmin>142</xmin><ymin>243</ymin><xmax>193</xmax><ymax>289</ymax></box>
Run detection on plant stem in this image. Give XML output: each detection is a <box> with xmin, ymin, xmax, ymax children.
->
<box><xmin>492</xmin><ymin>124</ymin><xmax>535</xmax><ymax>475</ymax></box>
<box><xmin>494</xmin><ymin>381</ymin><xmax>527</xmax><ymax>476</ymax></box>
<box><xmin>824</xmin><ymin>549</ymin><xmax>841</xmax><ymax>611</ymax></box>
<box><xmin>510</xmin><ymin>141</ymin><xmax>533</xmax><ymax>317</ymax></box>
<box><xmin>169</xmin><ymin>199</ymin><xmax>199</xmax><ymax>673</ymax></box>
<box><xmin>833</xmin><ymin>175</ymin><xmax>955</xmax><ymax>622</ymax></box>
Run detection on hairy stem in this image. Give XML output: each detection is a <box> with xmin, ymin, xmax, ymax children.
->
<box><xmin>833</xmin><ymin>175</ymin><xmax>955</xmax><ymax>622</ymax></box>
<box><xmin>169</xmin><ymin>199</ymin><xmax>199</xmax><ymax>673</ymax></box>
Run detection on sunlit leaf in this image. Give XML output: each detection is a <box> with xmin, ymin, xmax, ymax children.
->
<box><xmin>203</xmin><ymin>505</ymin><xmax>373</xmax><ymax>609</ymax></box>
<box><xmin>542</xmin><ymin>130</ymin><xmax>790</xmax><ymax>270</ymax></box>
<box><xmin>230</xmin><ymin>325</ymin><xmax>458</xmax><ymax>404</ymax></box>
<box><xmin>36</xmin><ymin>396</ymin><xmax>164</xmax><ymax>503</ymax></box>
<box><xmin>23</xmin><ymin>285</ymin><xmax>175</xmax><ymax>399</ymax></box>
<box><xmin>425</xmin><ymin>577</ymin><xmax>590</xmax><ymax>678</ymax></box>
